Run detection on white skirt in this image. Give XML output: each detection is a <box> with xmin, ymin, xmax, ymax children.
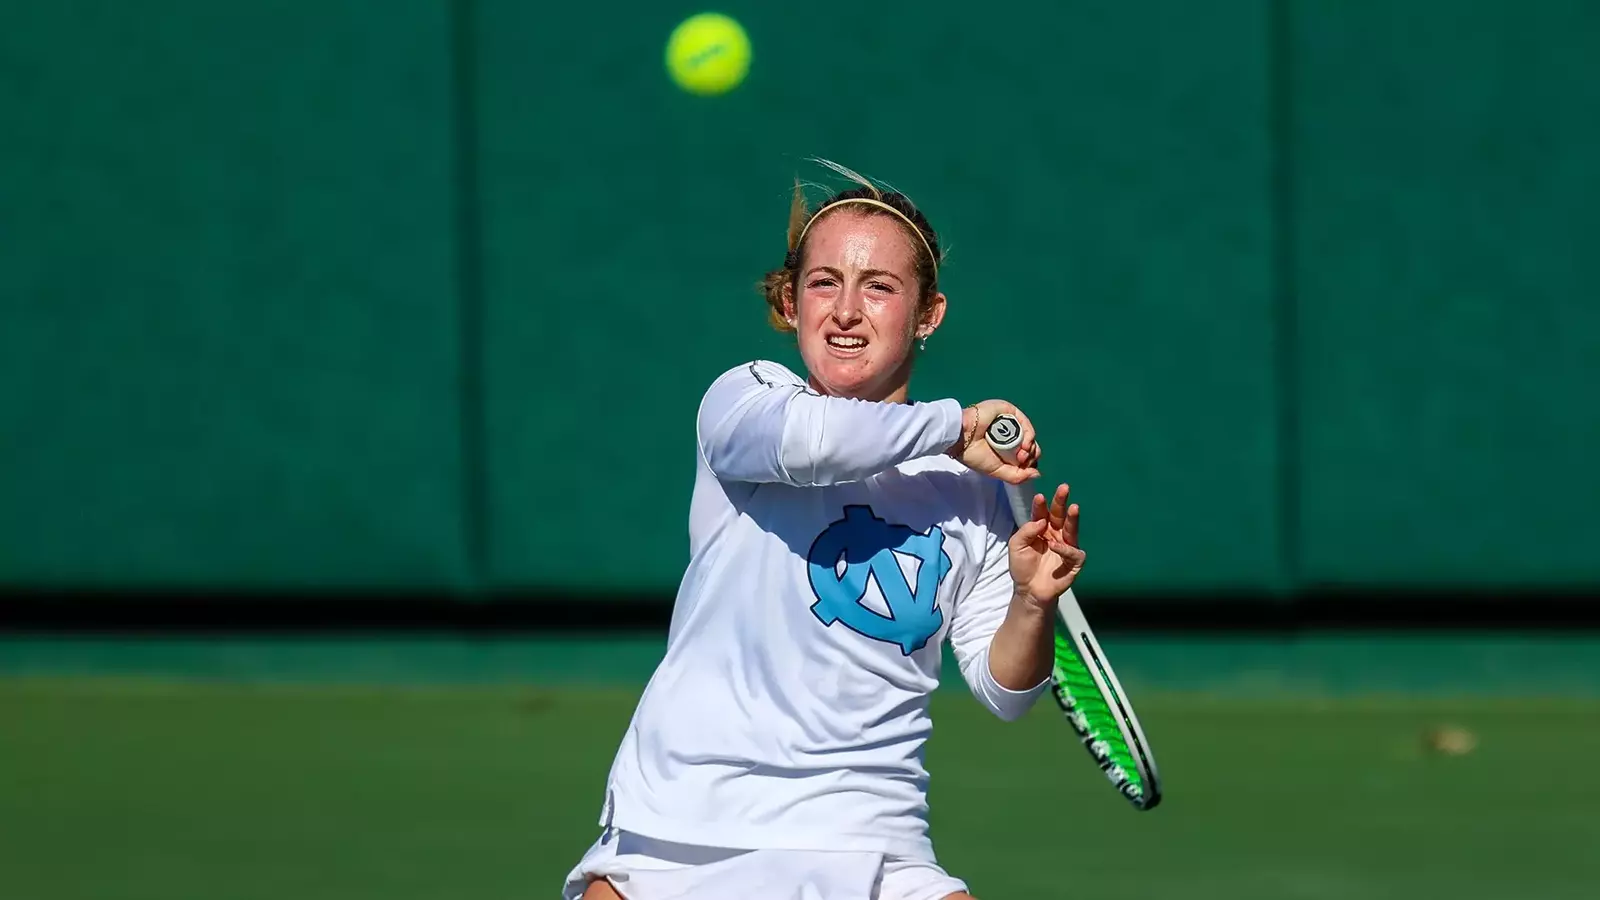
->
<box><xmin>561</xmin><ymin>828</ymin><xmax>969</xmax><ymax>900</ymax></box>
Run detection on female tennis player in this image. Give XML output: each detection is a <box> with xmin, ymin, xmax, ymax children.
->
<box><xmin>563</xmin><ymin>161</ymin><xmax>1085</xmax><ymax>900</ymax></box>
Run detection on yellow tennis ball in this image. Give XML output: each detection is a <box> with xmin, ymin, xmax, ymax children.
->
<box><xmin>665</xmin><ymin>13</ymin><xmax>751</xmax><ymax>96</ymax></box>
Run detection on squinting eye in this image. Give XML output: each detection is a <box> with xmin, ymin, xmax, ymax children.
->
<box><xmin>869</xmin><ymin>282</ymin><xmax>895</xmax><ymax>292</ymax></box>
<box><xmin>808</xmin><ymin>278</ymin><xmax>837</xmax><ymax>289</ymax></box>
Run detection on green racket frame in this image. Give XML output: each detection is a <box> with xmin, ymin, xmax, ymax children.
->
<box><xmin>1048</xmin><ymin>591</ymin><xmax>1162</xmax><ymax>810</ymax></box>
<box><xmin>981</xmin><ymin>413</ymin><xmax>1162</xmax><ymax>811</ymax></box>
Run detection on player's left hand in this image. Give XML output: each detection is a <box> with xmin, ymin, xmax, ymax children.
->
<box><xmin>1007</xmin><ymin>484</ymin><xmax>1085</xmax><ymax>609</ymax></box>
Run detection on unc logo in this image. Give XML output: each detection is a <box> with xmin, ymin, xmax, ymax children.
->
<box><xmin>805</xmin><ymin>505</ymin><xmax>952</xmax><ymax>655</ymax></box>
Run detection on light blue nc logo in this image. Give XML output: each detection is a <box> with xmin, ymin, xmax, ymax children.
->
<box><xmin>805</xmin><ymin>505</ymin><xmax>951</xmax><ymax>655</ymax></box>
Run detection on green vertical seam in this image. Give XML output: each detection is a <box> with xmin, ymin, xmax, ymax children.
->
<box><xmin>450</xmin><ymin>0</ymin><xmax>488</xmax><ymax>594</ymax></box>
<box><xmin>1268</xmin><ymin>0</ymin><xmax>1301</xmax><ymax>597</ymax></box>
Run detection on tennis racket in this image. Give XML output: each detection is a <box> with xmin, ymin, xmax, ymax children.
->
<box><xmin>985</xmin><ymin>414</ymin><xmax>1163</xmax><ymax>811</ymax></box>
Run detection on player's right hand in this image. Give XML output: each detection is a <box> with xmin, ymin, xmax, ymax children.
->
<box><xmin>949</xmin><ymin>400</ymin><xmax>1041</xmax><ymax>484</ymax></box>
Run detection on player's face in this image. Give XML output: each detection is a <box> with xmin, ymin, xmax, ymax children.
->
<box><xmin>788</xmin><ymin>213</ymin><xmax>943</xmax><ymax>403</ymax></box>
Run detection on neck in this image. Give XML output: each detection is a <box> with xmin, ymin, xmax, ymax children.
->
<box><xmin>806</xmin><ymin>349</ymin><xmax>917</xmax><ymax>404</ymax></box>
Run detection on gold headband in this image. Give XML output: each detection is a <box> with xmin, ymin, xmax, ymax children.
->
<box><xmin>793</xmin><ymin>197</ymin><xmax>939</xmax><ymax>277</ymax></box>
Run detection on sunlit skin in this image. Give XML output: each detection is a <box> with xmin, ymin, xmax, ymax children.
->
<box><xmin>781</xmin><ymin>211</ymin><xmax>944</xmax><ymax>404</ymax></box>
<box><xmin>779</xmin><ymin>210</ymin><xmax>1048</xmax><ymax>477</ymax></box>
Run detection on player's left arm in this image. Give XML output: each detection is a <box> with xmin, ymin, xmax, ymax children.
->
<box><xmin>949</xmin><ymin>481</ymin><xmax>1085</xmax><ymax>721</ymax></box>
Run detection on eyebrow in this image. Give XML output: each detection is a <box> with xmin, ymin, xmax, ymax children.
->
<box><xmin>804</xmin><ymin>265</ymin><xmax>906</xmax><ymax>286</ymax></box>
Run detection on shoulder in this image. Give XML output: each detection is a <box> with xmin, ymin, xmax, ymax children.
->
<box><xmin>696</xmin><ymin>360</ymin><xmax>811</xmax><ymax>434</ymax></box>
<box><xmin>707</xmin><ymin>359</ymin><xmax>810</xmax><ymax>393</ymax></box>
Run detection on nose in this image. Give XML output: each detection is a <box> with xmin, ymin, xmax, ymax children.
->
<box><xmin>832</xmin><ymin>286</ymin><xmax>864</xmax><ymax>328</ymax></box>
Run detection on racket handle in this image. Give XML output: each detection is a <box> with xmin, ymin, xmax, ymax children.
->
<box><xmin>984</xmin><ymin>414</ymin><xmax>1024</xmax><ymax>456</ymax></box>
<box><xmin>984</xmin><ymin>414</ymin><xmax>1036</xmax><ymax>527</ymax></box>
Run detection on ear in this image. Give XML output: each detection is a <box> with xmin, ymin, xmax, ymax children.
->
<box><xmin>916</xmin><ymin>291</ymin><xmax>948</xmax><ymax>339</ymax></box>
<box><xmin>781</xmin><ymin>280</ymin><xmax>798</xmax><ymax>327</ymax></box>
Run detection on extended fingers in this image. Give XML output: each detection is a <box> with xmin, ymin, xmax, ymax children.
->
<box><xmin>1048</xmin><ymin>485</ymin><xmax>1069</xmax><ymax>532</ymax></box>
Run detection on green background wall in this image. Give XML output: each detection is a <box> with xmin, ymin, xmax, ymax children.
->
<box><xmin>1</xmin><ymin>0</ymin><xmax>1595</xmax><ymax>598</ymax></box>
<box><xmin>0</xmin><ymin>1</ymin><xmax>467</xmax><ymax>589</ymax></box>
<box><xmin>1290</xmin><ymin>1</ymin><xmax>1600</xmax><ymax>588</ymax></box>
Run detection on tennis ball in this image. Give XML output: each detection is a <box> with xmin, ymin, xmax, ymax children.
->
<box><xmin>665</xmin><ymin>13</ymin><xmax>751</xmax><ymax>96</ymax></box>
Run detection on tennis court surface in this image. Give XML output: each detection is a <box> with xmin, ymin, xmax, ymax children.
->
<box><xmin>3</xmin><ymin>636</ymin><xmax>1597</xmax><ymax>900</ymax></box>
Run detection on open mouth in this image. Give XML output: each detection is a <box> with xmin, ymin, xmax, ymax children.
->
<box><xmin>825</xmin><ymin>334</ymin><xmax>867</xmax><ymax>355</ymax></box>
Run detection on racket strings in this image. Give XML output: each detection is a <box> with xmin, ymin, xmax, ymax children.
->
<box><xmin>1050</xmin><ymin>631</ymin><xmax>1146</xmax><ymax>796</ymax></box>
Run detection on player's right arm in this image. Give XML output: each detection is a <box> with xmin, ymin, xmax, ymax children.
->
<box><xmin>695</xmin><ymin>361</ymin><xmax>1040</xmax><ymax>487</ymax></box>
<box><xmin>696</xmin><ymin>361</ymin><xmax>960</xmax><ymax>486</ymax></box>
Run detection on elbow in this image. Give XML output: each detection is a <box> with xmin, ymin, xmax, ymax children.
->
<box><xmin>968</xmin><ymin>650</ymin><xmax>1049</xmax><ymax>722</ymax></box>
<box><xmin>986</xmin><ymin>692</ymin><xmax>1041</xmax><ymax>723</ymax></box>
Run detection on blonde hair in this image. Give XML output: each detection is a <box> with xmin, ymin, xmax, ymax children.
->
<box><xmin>761</xmin><ymin>159</ymin><xmax>944</xmax><ymax>333</ymax></box>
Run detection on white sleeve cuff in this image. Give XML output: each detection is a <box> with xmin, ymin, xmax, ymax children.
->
<box><xmin>969</xmin><ymin>646</ymin><xmax>1051</xmax><ymax>722</ymax></box>
<box><xmin>928</xmin><ymin>397</ymin><xmax>965</xmax><ymax>455</ymax></box>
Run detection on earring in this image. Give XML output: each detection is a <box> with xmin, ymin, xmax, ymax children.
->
<box><xmin>919</xmin><ymin>335</ymin><xmax>928</xmax><ymax>351</ymax></box>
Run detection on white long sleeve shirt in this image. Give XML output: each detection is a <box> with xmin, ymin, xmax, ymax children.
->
<box><xmin>598</xmin><ymin>360</ymin><xmax>1048</xmax><ymax>861</ymax></box>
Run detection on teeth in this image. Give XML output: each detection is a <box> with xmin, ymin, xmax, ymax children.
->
<box><xmin>828</xmin><ymin>336</ymin><xmax>865</xmax><ymax>348</ymax></box>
